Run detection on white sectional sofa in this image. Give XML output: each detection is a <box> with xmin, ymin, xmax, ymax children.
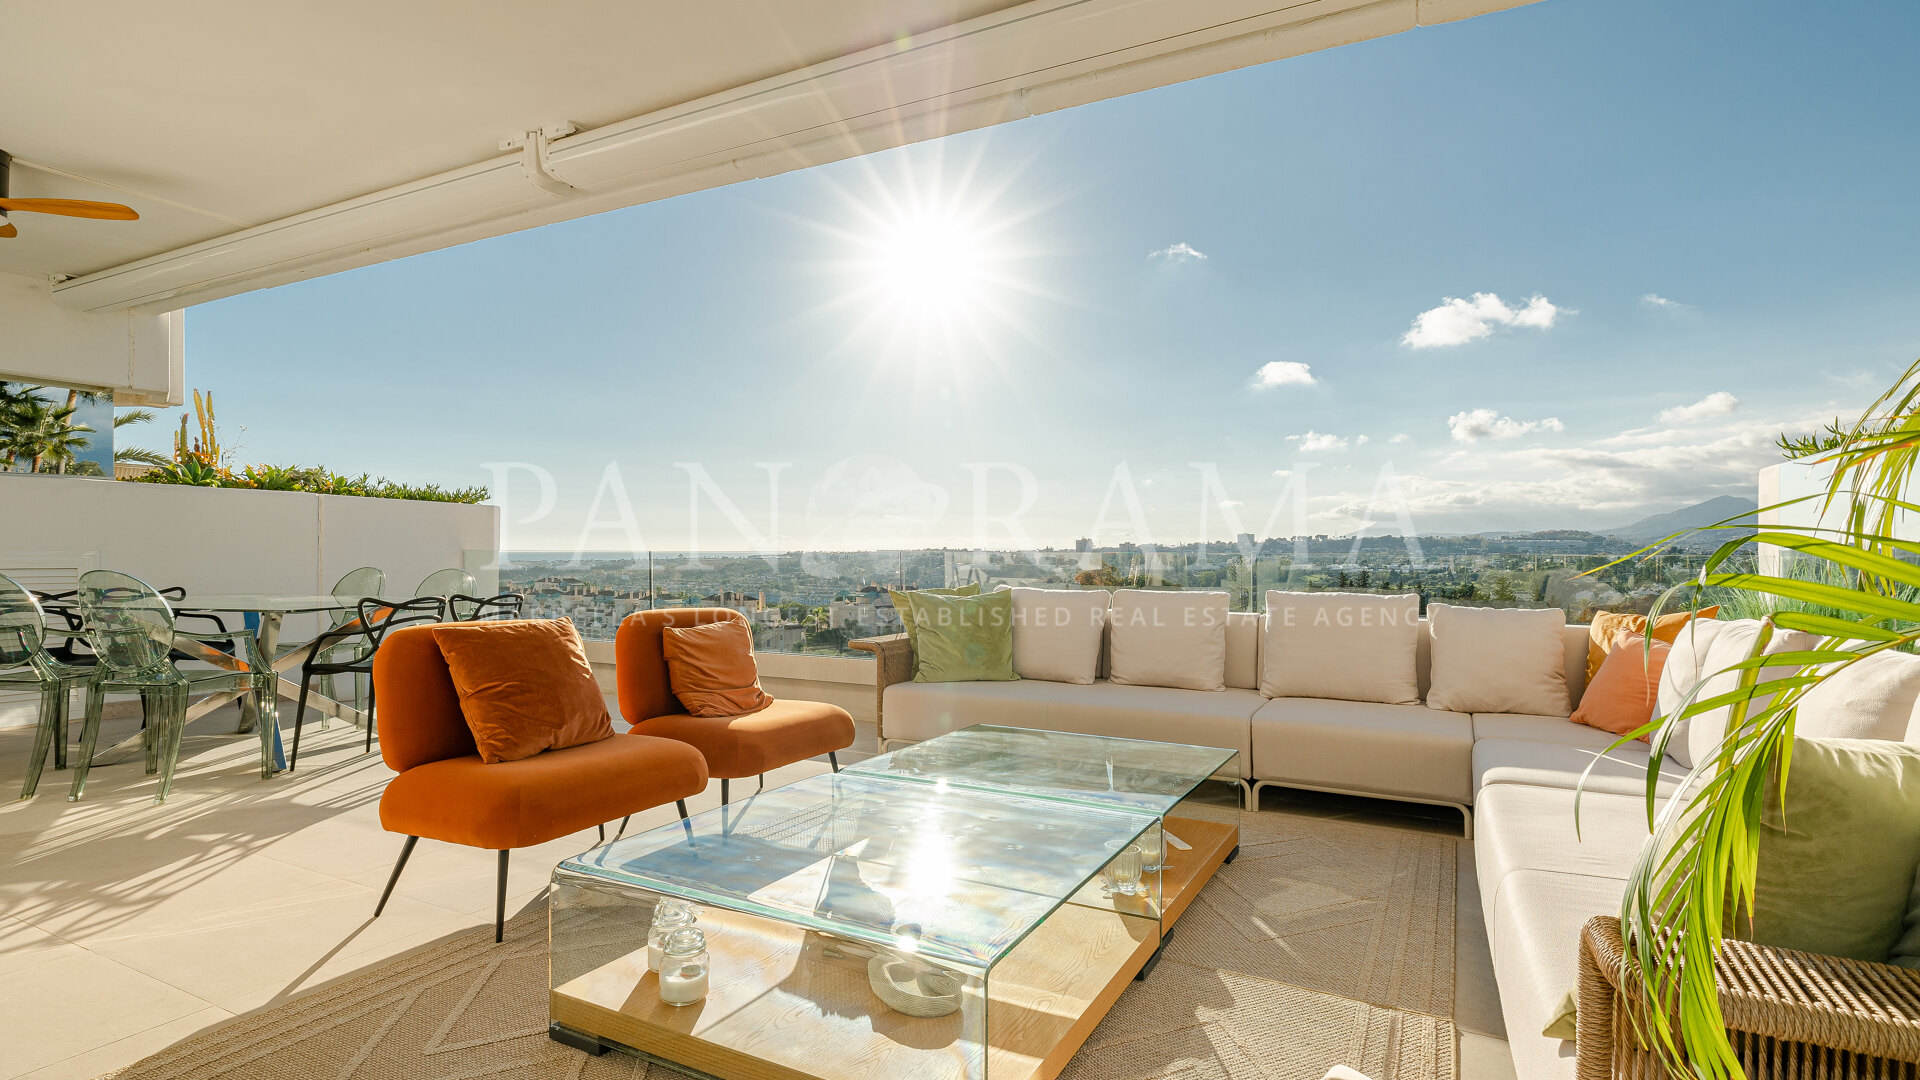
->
<box><xmin>858</xmin><ymin>592</ymin><xmax>1920</xmax><ymax>1080</ymax></box>
<box><xmin>865</xmin><ymin>607</ymin><xmax>1625</xmax><ymax>836</ymax></box>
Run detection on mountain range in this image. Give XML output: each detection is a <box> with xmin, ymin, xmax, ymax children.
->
<box><xmin>1599</xmin><ymin>495</ymin><xmax>1758</xmax><ymax>542</ymax></box>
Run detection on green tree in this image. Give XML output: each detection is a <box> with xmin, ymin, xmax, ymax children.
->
<box><xmin>112</xmin><ymin>409</ymin><xmax>170</xmax><ymax>469</ymax></box>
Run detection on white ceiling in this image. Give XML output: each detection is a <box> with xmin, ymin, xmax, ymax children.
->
<box><xmin>0</xmin><ymin>0</ymin><xmax>1533</xmax><ymax>313</ymax></box>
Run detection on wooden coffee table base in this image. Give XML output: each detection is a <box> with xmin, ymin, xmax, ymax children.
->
<box><xmin>550</xmin><ymin>816</ymin><xmax>1237</xmax><ymax>1080</ymax></box>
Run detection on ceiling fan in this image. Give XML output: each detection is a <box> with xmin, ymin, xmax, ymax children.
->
<box><xmin>0</xmin><ymin>150</ymin><xmax>139</xmax><ymax>239</ymax></box>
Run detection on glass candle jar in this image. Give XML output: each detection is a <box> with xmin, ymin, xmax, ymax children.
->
<box><xmin>647</xmin><ymin>901</ymin><xmax>697</xmax><ymax>972</ymax></box>
<box><xmin>1102</xmin><ymin>843</ymin><xmax>1145</xmax><ymax>897</ymax></box>
<box><xmin>1137</xmin><ymin>824</ymin><xmax>1165</xmax><ymax>872</ymax></box>
<box><xmin>658</xmin><ymin>927</ymin><xmax>710</xmax><ymax>1007</ymax></box>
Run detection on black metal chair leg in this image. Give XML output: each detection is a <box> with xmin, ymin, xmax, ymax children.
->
<box><xmin>51</xmin><ymin>689</ymin><xmax>68</xmax><ymax>770</ymax></box>
<box><xmin>289</xmin><ymin>674</ymin><xmax>313</xmax><ymax>772</ymax></box>
<box><xmin>829</xmin><ymin>751</ymin><xmax>840</xmax><ymax>773</ymax></box>
<box><xmin>616</xmin><ymin>815</ymin><xmax>630</xmax><ymax>839</ymax></box>
<box><xmin>374</xmin><ymin>835</ymin><xmax>418</xmax><ymax>917</ymax></box>
<box><xmin>720</xmin><ymin>778</ymin><xmax>729</xmax><ymax>805</ymax></box>
<box><xmin>363</xmin><ymin>679</ymin><xmax>377</xmax><ymax>754</ymax></box>
<box><xmin>495</xmin><ymin>850</ymin><xmax>509</xmax><ymax>943</ymax></box>
<box><xmin>758</xmin><ymin>773</ymin><xmax>765</xmax><ymax>791</ymax></box>
<box><xmin>597</xmin><ymin>823</ymin><xmax>606</xmax><ymax>843</ymax></box>
<box><xmin>677</xmin><ymin>799</ymin><xmax>689</xmax><ymax>820</ymax></box>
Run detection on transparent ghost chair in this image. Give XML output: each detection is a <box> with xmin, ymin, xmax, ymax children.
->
<box><xmin>2</xmin><ymin>575</ymin><xmax>94</xmax><ymax>800</ymax></box>
<box><xmin>70</xmin><ymin>570</ymin><xmax>279</xmax><ymax>803</ymax></box>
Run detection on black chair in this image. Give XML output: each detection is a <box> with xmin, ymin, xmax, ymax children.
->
<box><xmin>447</xmin><ymin>593</ymin><xmax>525</xmax><ymax>622</ymax></box>
<box><xmin>289</xmin><ymin>596</ymin><xmax>445</xmax><ymax>770</ymax></box>
<box><xmin>30</xmin><ymin>591</ymin><xmax>95</xmax><ymax>668</ymax></box>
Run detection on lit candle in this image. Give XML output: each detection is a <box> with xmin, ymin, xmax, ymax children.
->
<box><xmin>659</xmin><ymin>962</ymin><xmax>709</xmax><ymax>1005</ymax></box>
<box><xmin>658</xmin><ymin>927</ymin><xmax>710</xmax><ymax>1007</ymax></box>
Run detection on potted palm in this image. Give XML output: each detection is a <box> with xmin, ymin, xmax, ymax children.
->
<box><xmin>1588</xmin><ymin>358</ymin><xmax>1920</xmax><ymax>1079</ymax></box>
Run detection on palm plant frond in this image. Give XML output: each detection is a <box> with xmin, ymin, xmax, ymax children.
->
<box><xmin>114</xmin><ymin>446</ymin><xmax>171</xmax><ymax>467</ymax></box>
<box><xmin>1581</xmin><ymin>355</ymin><xmax>1920</xmax><ymax>1080</ymax></box>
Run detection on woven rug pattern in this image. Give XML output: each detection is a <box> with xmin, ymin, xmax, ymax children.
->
<box><xmin>101</xmin><ymin>812</ymin><xmax>1457</xmax><ymax>1080</ymax></box>
<box><xmin>1163</xmin><ymin>811</ymin><xmax>1457</xmax><ymax>1015</ymax></box>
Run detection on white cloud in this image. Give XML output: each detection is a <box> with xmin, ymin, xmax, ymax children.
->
<box><xmin>1447</xmin><ymin>408</ymin><xmax>1565</xmax><ymax>443</ymax></box>
<box><xmin>1300</xmin><ymin>406</ymin><xmax>1863</xmax><ymax>536</ymax></box>
<box><xmin>1642</xmin><ymin>293</ymin><xmax>1692</xmax><ymax>310</ymax></box>
<box><xmin>1149</xmin><ymin>242</ymin><xmax>1207</xmax><ymax>263</ymax></box>
<box><xmin>1657</xmin><ymin>391</ymin><xmax>1739</xmax><ymax>424</ymax></box>
<box><xmin>1288</xmin><ymin>430</ymin><xmax>1350</xmax><ymax>453</ymax></box>
<box><xmin>1219</xmin><ymin>499</ymin><xmax>1244</xmax><ymax>508</ymax></box>
<box><xmin>1272</xmin><ymin>469</ymin><xmax>1292</xmax><ymax>478</ymax></box>
<box><xmin>1402</xmin><ymin>292</ymin><xmax>1564</xmax><ymax>348</ymax></box>
<box><xmin>1389</xmin><ymin>433</ymin><xmax>1412</xmax><ymax>444</ymax></box>
<box><xmin>1250</xmin><ymin>361</ymin><xmax>1316</xmax><ymax>389</ymax></box>
<box><xmin>1356</xmin><ymin>435</ymin><xmax>1371</xmax><ymax>446</ymax></box>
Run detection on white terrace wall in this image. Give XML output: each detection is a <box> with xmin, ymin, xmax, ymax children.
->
<box><xmin>1757</xmin><ymin>460</ymin><xmax>1920</xmax><ymax>576</ymax></box>
<box><xmin>0</xmin><ymin>473</ymin><xmax>499</xmax><ymax>726</ymax></box>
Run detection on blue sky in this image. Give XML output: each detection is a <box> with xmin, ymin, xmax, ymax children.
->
<box><xmin>147</xmin><ymin>0</ymin><xmax>1920</xmax><ymax>552</ymax></box>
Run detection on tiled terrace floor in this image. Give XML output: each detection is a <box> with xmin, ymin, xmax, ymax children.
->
<box><xmin>0</xmin><ymin>710</ymin><xmax>1514</xmax><ymax>1080</ymax></box>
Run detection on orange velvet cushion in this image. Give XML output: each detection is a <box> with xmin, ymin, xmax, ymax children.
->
<box><xmin>429</xmin><ymin>619</ymin><xmax>614</xmax><ymax>764</ymax></box>
<box><xmin>661</xmin><ymin>620</ymin><xmax>772</xmax><ymax>717</ymax></box>
<box><xmin>1586</xmin><ymin>606</ymin><xmax>1718</xmax><ymax>681</ymax></box>
<box><xmin>1571</xmin><ymin>634</ymin><xmax>1670</xmax><ymax>740</ymax></box>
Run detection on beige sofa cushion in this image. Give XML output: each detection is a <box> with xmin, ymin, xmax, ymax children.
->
<box><xmin>1685</xmin><ymin>621</ymin><xmax>1820</xmax><ymax>767</ymax></box>
<box><xmin>1427</xmin><ymin>604</ymin><xmax>1571</xmax><ymax>717</ymax></box>
<box><xmin>1007</xmin><ymin>587</ymin><xmax>1106</xmax><ymax>684</ymax></box>
<box><xmin>1472</xmin><ymin>737</ymin><xmax>1691</xmax><ymax>802</ymax></box>
<box><xmin>1654</xmin><ymin>617</ymin><xmax>1730</xmax><ymax>768</ymax></box>
<box><xmin>1471</xmin><ymin>712</ymin><xmax>1621</xmax><ymax>751</ymax></box>
<box><xmin>1260</xmin><ymin>591</ymin><xmax>1420</xmax><ymax>704</ymax></box>
<box><xmin>1484</xmin><ymin>869</ymin><xmax>1627</xmax><ymax>1080</ymax></box>
<box><xmin>1797</xmin><ymin>648</ymin><xmax>1920</xmax><ymax>741</ymax></box>
<box><xmin>881</xmin><ymin>678</ymin><xmax>1257</xmax><ymax>776</ymax></box>
<box><xmin>1250</xmin><ymin>697</ymin><xmax>1473</xmax><ymax>805</ymax></box>
<box><xmin>1475</xmin><ymin>784</ymin><xmax>1647</xmax><ymax>927</ymax></box>
<box><xmin>1107</xmin><ymin>589</ymin><xmax>1229</xmax><ymax>692</ymax></box>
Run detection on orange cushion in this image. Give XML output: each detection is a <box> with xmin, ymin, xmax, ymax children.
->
<box><xmin>379</xmin><ymin>733</ymin><xmax>708</xmax><ymax>849</ymax></box>
<box><xmin>1587</xmin><ymin>606</ymin><xmax>1718</xmax><ymax>681</ymax></box>
<box><xmin>629</xmin><ymin>698</ymin><xmax>855</xmax><ymax>779</ymax></box>
<box><xmin>430</xmin><ymin>619</ymin><xmax>613</xmax><ymax>764</ymax></box>
<box><xmin>661</xmin><ymin>619</ymin><xmax>772</xmax><ymax>717</ymax></box>
<box><xmin>1571</xmin><ymin>634</ymin><xmax>1669</xmax><ymax>740</ymax></box>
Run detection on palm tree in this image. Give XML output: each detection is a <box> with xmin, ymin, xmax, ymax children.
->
<box><xmin>21</xmin><ymin>402</ymin><xmax>92</xmax><ymax>473</ymax></box>
<box><xmin>0</xmin><ymin>382</ymin><xmax>42</xmax><ymax>470</ymax></box>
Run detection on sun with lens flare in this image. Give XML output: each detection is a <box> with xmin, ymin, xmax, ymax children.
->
<box><xmin>812</xmin><ymin>156</ymin><xmax>1049</xmax><ymax>372</ymax></box>
<box><xmin>870</xmin><ymin>210</ymin><xmax>990</xmax><ymax>317</ymax></box>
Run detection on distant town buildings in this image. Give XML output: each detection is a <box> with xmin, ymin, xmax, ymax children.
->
<box><xmin>828</xmin><ymin>586</ymin><xmax>902</xmax><ymax>632</ymax></box>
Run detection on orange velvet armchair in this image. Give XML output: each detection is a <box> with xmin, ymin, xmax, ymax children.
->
<box><xmin>371</xmin><ymin>624</ymin><xmax>709</xmax><ymax>940</ymax></box>
<box><xmin>616</xmin><ymin>609</ymin><xmax>855</xmax><ymax>804</ymax></box>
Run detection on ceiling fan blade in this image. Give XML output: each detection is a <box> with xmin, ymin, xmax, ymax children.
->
<box><xmin>0</xmin><ymin>198</ymin><xmax>138</xmax><ymax>221</ymax></box>
<box><xmin>0</xmin><ymin>222</ymin><xmax>15</xmax><ymax>239</ymax></box>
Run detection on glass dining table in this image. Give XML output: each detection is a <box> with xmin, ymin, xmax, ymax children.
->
<box><xmin>90</xmin><ymin>593</ymin><xmax>372</xmax><ymax>769</ymax></box>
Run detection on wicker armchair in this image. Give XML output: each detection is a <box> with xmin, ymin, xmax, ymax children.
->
<box><xmin>848</xmin><ymin>632</ymin><xmax>912</xmax><ymax>747</ymax></box>
<box><xmin>1577</xmin><ymin>916</ymin><xmax>1920</xmax><ymax>1080</ymax></box>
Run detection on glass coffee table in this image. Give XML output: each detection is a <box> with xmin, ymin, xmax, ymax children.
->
<box><xmin>548</xmin><ymin>725</ymin><xmax>1241</xmax><ymax>1080</ymax></box>
<box><xmin>844</xmin><ymin>725</ymin><xmax>1242</xmax><ymax>930</ymax></box>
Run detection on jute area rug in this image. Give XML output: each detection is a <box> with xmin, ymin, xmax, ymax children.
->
<box><xmin>101</xmin><ymin>812</ymin><xmax>1457</xmax><ymax>1080</ymax></box>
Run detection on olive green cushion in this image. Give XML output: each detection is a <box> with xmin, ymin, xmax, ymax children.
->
<box><xmin>1542</xmin><ymin>989</ymin><xmax>1577</xmax><ymax>1042</ymax></box>
<box><xmin>890</xmin><ymin>584</ymin><xmax>980</xmax><ymax>655</ymax></box>
<box><xmin>1751</xmin><ymin>737</ymin><xmax>1920</xmax><ymax>962</ymax></box>
<box><xmin>900</xmin><ymin>590</ymin><xmax>1018</xmax><ymax>684</ymax></box>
